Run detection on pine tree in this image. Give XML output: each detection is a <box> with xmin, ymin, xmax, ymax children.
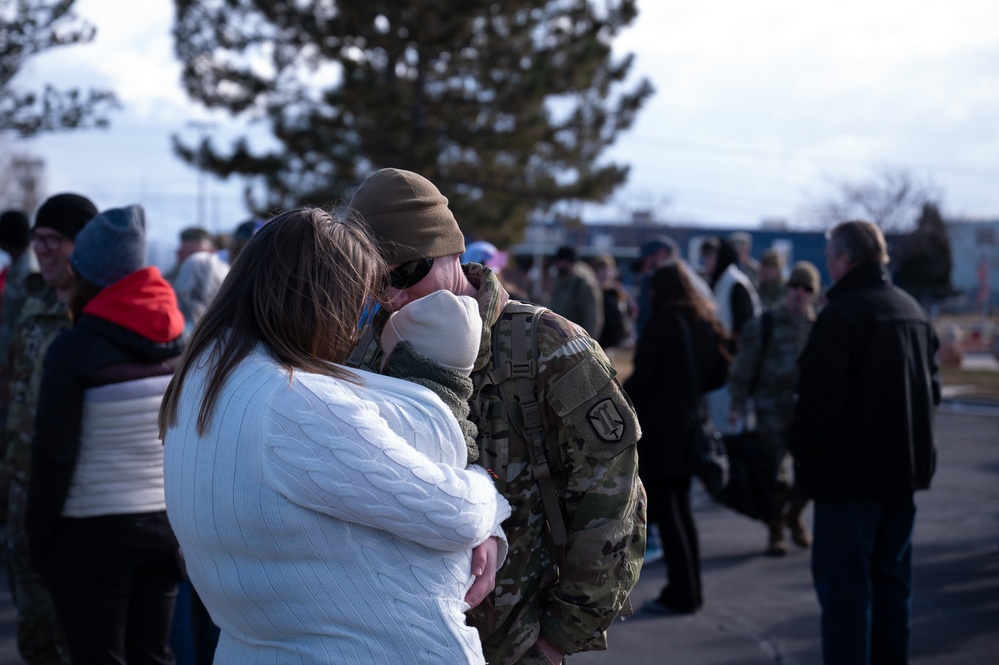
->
<box><xmin>1</xmin><ymin>0</ymin><xmax>119</xmax><ymax>137</ymax></box>
<box><xmin>894</xmin><ymin>203</ymin><xmax>954</xmax><ymax>301</ymax></box>
<box><xmin>172</xmin><ymin>0</ymin><xmax>653</xmax><ymax>243</ymax></box>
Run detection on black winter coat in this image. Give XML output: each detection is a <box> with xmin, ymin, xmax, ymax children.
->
<box><xmin>788</xmin><ymin>262</ymin><xmax>940</xmax><ymax>501</ymax></box>
<box><xmin>624</xmin><ymin>310</ymin><xmax>729</xmax><ymax>479</ymax></box>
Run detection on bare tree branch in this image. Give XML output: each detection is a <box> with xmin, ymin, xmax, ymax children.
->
<box><xmin>799</xmin><ymin>166</ymin><xmax>942</xmax><ymax>233</ymax></box>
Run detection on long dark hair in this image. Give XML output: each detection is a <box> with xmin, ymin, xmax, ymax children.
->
<box><xmin>649</xmin><ymin>261</ymin><xmax>731</xmax><ymax>359</ymax></box>
<box><xmin>158</xmin><ymin>208</ymin><xmax>387</xmax><ymax>437</ymax></box>
<box><xmin>702</xmin><ymin>237</ymin><xmax>741</xmax><ymax>287</ymax></box>
<box><xmin>66</xmin><ymin>275</ymin><xmax>104</xmax><ymax>323</ymax></box>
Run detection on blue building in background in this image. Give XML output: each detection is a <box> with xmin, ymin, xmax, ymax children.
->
<box><xmin>509</xmin><ymin>219</ymin><xmax>831</xmax><ymax>284</ymax></box>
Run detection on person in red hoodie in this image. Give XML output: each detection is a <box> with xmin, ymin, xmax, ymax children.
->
<box><xmin>26</xmin><ymin>204</ymin><xmax>186</xmax><ymax>664</ymax></box>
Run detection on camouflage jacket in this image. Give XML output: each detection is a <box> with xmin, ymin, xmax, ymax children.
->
<box><xmin>728</xmin><ymin>304</ymin><xmax>814</xmax><ymax>453</ymax></box>
<box><xmin>349</xmin><ymin>264</ymin><xmax>645</xmax><ymax>664</ymax></box>
<box><xmin>547</xmin><ymin>262</ymin><xmax>604</xmax><ymax>339</ymax></box>
<box><xmin>0</xmin><ymin>250</ymin><xmax>40</xmax><ymax>364</ymax></box>
<box><xmin>3</xmin><ymin>283</ymin><xmax>71</xmax><ymax>481</ymax></box>
<box><xmin>756</xmin><ymin>278</ymin><xmax>785</xmax><ymax>311</ymax></box>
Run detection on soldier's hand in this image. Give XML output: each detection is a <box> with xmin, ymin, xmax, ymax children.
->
<box><xmin>464</xmin><ymin>536</ymin><xmax>499</xmax><ymax>608</ymax></box>
<box><xmin>534</xmin><ymin>635</ymin><xmax>566</xmax><ymax>664</ymax></box>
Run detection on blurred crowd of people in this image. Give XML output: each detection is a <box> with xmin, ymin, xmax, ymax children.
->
<box><xmin>0</xmin><ymin>184</ymin><xmax>938</xmax><ymax>665</ymax></box>
<box><xmin>533</xmin><ymin>224</ymin><xmax>937</xmax><ymax>665</ymax></box>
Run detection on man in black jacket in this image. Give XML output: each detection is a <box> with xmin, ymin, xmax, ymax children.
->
<box><xmin>789</xmin><ymin>220</ymin><xmax>940</xmax><ymax>665</ymax></box>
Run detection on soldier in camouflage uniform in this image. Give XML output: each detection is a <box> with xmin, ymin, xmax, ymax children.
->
<box><xmin>756</xmin><ymin>249</ymin><xmax>786</xmax><ymax>311</ymax></box>
<box><xmin>0</xmin><ymin>209</ymin><xmax>39</xmax><ymax>468</ymax></box>
<box><xmin>728</xmin><ymin>261</ymin><xmax>820</xmax><ymax>556</ymax></box>
<box><xmin>347</xmin><ymin>169</ymin><xmax>645</xmax><ymax>665</ymax></box>
<box><xmin>0</xmin><ymin>209</ymin><xmax>39</xmax><ymax>372</ymax></box>
<box><xmin>1</xmin><ymin>193</ymin><xmax>97</xmax><ymax>665</ymax></box>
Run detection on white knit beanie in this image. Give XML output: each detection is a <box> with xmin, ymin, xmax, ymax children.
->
<box><xmin>380</xmin><ymin>291</ymin><xmax>482</xmax><ymax>374</ymax></box>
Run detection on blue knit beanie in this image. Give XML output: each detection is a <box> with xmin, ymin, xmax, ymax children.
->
<box><xmin>70</xmin><ymin>204</ymin><xmax>146</xmax><ymax>287</ymax></box>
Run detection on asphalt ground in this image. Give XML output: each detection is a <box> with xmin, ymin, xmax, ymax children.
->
<box><xmin>0</xmin><ymin>404</ymin><xmax>993</xmax><ymax>664</ymax></box>
<box><xmin>575</xmin><ymin>404</ymin><xmax>999</xmax><ymax>665</ymax></box>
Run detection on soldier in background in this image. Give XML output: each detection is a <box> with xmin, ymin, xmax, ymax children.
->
<box><xmin>756</xmin><ymin>249</ymin><xmax>786</xmax><ymax>310</ymax></box>
<box><xmin>728</xmin><ymin>262</ymin><xmax>820</xmax><ymax>556</ymax></box>
<box><xmin>0</xmin><ymin>210</ymin><xmax>39</xmax><ymax>411</ymax></box>
<box><xmin>728</xmin><ymin>231</ymin><xmax>761</xmax><ymax>288</ymax></box>
<box><xmin>347</xmin><ymin>168</ymin><xmax>645</xmax><ymax>665</ymax></box>
<box><xmin>2</xmin><ymin>193</ymin><xmax>98</xmax><ymax>664</ymax></box>
<box><xmin>547</xmin><ymin>246</ymin><xmax>604</xmax><ymax>340</ymax></box>
<box><xmin>0</xmin><ymin>209</ymin><xmax>37</xmax><ymax>528</ymax></box>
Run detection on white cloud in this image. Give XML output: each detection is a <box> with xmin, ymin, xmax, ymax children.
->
<box><xmin>16</xmin><ymin>0</ymin><xmax>192</xmax><ymax>122</ymax></box>
<box><xmin>595</xmin><ymin>0</ymin><xmax>999</xmax><ymax>223</ymax></box>
<box><xmin>9</xmin><ymin>0</ymin><xmax>999</xmax><ymax>234</ymax></box>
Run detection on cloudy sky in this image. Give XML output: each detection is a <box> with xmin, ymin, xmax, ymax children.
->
<box><xmin>12</xmin><ymin>0</ymin><xmax>999</xmax><ymax>261</ymax></box>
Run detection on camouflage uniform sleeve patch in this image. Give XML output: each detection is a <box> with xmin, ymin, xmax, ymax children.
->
<box><xmin>548</xmin><ymin>353</ymin><xmax>641</xmax><ymax>461</ymax></box>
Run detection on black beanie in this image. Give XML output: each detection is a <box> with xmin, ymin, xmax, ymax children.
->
<box><xmin>34</xmin><ymin>193</ymin><xmax>99</xmax><ymax>241</ymax></box>
<box><xmin>0</xmin><ymin>210</ymin><xmax>30</xmax><ymax>249</ymax></box>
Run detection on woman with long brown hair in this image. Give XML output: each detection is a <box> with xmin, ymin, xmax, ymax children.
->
<box><xmin>160</xmin><ymin>208</ymin><xmax>509</xmax><ymax>664</ymax></box>
<box><xmin>624</xmin><ymin>260</ymin><xmax>731</xmax><ymax>614</ymax></box>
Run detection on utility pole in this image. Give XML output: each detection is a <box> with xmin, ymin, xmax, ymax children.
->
<box><xmin>187</xmin><ymin>120</ymin><xmax>218</xmax><ymax>229</ymax></box>
<box><xmin>11</xmin><ymin>155</ymin><xmax>45</xmax><ymax>213</ymax></box>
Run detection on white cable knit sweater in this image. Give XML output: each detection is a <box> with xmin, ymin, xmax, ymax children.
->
<box><xmin>164</xmin><ymin>346</ymin><xmax>511</xmax><ymax>664</ymax></box>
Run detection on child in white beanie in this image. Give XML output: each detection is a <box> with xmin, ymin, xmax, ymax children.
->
<box><xmin>379</xmin><ymin>290</ymin><xmax>483</xmax><ymax>462</ymax></box>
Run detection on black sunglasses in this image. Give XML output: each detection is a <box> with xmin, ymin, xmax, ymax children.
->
<box><xmin>387</xmin><ymin>257</ymin><xmax>435</xmax><ymax>290</ymax></box>
<box><xmin>787</xmin><ymin>282</ymin><xmax>814</xmax><ymax>294</ymax></box>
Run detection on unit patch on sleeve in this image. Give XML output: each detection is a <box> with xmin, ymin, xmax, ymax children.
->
<box><xmin>587</xmin><ymin>398</ymin><xmax>626</xmax><ymax>442</ymax></box>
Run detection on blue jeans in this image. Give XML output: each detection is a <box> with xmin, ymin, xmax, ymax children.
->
<box><xmin>812</xmin><ymin>497</ymin><xmax>916</xmax><ymax>665</ymax></box>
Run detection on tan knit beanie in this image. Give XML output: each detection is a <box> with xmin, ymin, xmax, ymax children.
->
<box><xmin>788</xmin><ymin>261</ymin><xmax>820</xmax><ymax>294</ymax></box>
<box><xmin>380</xmin><ymin>291</ymin><xmax>482</xmax><ymax>374</ymax></box>
<box><xmin>760</xmin><ymin>249</ymin><xmax>784</xmax><ymax>270</ymax></box>
<box><xmin>349</xmin><ymin>168</ymin><xmax>465</xmax><ymax>264</ymax></box>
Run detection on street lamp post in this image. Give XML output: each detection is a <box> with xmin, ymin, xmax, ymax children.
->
<box><xmin>187</xmin><ymin>120</ymin><xmax>218</xmax><ymax>229</ymax></box>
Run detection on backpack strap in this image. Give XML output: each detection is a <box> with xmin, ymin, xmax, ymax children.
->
<box><xmin>748</xmin><ymin>310</ymin><xmax>774</xmax><ymax>395</ymax></box>
<box><xmin>484</xmin><ymin>302</ymin><xmax>569</xmax><ymax>550</ymax></box>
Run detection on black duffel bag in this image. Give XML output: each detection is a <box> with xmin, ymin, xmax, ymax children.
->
<box><xmin>702</xmin><ymin>429</ymin><xmax>778</xmax><ymax>522</ymax></box>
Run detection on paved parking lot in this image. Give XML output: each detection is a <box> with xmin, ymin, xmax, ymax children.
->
<box><xmin>0</xmin><ymin>405</ymin><xmax>994</xmax><ymax>664</ymax></box>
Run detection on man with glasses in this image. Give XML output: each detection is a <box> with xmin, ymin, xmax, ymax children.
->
<box><xmin>2</xmin><ymin>193</ymin><xmax>98</xmax><ymax>665</ymax></box>
<box><xmin>347</xmin><ymin>168</ymin><xmax>644</xmax><ymax>665</ymax></box>
<box><xmin>727</xmin><ymin>261</ymin><xmax>821</xmax><ymax>556</ymax></box>
<box><xmin>790</xmin><ymin>221</ymin><xmax>939</xmax><ymax>665</ymax></box>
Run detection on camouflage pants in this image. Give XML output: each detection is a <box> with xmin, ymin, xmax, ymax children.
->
<box><xmin>6</xmin><ymin>479</ymin><xmax>70</xmax><ymax>665</ymax></box>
